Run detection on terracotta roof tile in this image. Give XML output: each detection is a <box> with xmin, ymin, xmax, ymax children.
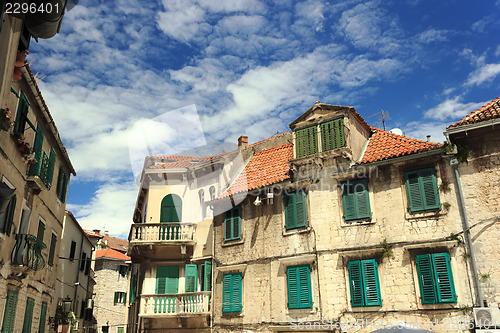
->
<box><xmin>358</xmin><ymin>127</ymin><xmax>443</xmax><ymax>164</ymax></box>
<box><xmin>218</xmin><ymin>143</ymin><xmax>293</xmax><ymax>199</ymax></box>
<box><xmin>150</xmin><ymin>161</ymin><xmax>198</xmax><ymax>169</ymax></box>
<box><xmin>100</xmin><ymin>235</ymin><xmax>128</xmax><ymax>253</ymax></box>
<box><xmin>448</xmin><ymin>96</ymin><xmax>500</xmax><ymax>128</ymax></box>
<box><xmin>95</xmin><ymin>248</ymin><xmax>130</xmax><ymax>261</ymax></box>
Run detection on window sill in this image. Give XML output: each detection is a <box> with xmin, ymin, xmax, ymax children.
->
<box><xmin>416</xmin><ymin>302</ymin><xmax>458</xmax><ymax>311</ymax></box>
<box><xmin>405</xmin><ymin>209</ymin><xmax>443</xmax><ymax>220</ymax></box>
<box><xmin>286</xmin><ymin>308</ymin><xmax>316</xmax><ymax>316</ymax></box>
<box><xmin>222</xmin><ymin>239</ymin><xmax>244</xmax><ymax>247</ymax></box>
<box><xmin>222</xmin><ymin>312</ymin><xmax>243</xmax><ymax>318</ymax></box>
<box><xmin>349</xmin><ymin>306</ymin><xmax>383</xmax><ymax>312</ymax></box>
<box><xmin>341</xmin><ymin>220</ymin><xmax>375</xmax><ymax>228</ymax></box>
<box><xmin>283</xmin><ymin>226</ymin><xmax>311</xmax><ymax>236</ymax></box>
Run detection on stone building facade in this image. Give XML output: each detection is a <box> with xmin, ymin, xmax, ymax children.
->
<box><xmin>446</xmin><ymin>97</ymin><xmax>500</xmax><ymax>309</ymax></box>
<box><xmin>0</xmin><ymin>8</ymin><xmax>74</xmax><ymax>333</ymax></box>
<box><xmin>91</xmin><ymin>234</ymin><xmax>130</xmax><ymax>333</ymax></box>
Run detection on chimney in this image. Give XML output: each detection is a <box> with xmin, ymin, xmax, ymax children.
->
<box><xmin>426</xmin><ymin>135</ymin><xmax>431</xmax><ymax>142</ymax></box>
<box><xmin>238</xmin><ymin>135</ymin><xmax>248</xmax><ymax>148</ymax></box>
<box><xmin>93</xmin><ymin>229</ymin><xmax>100</xmax><ymax>235</ymax></box>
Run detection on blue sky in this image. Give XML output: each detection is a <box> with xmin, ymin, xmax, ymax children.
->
<box><xmin>28</xmin><ymin>0</ymin><xmax>500</xmax><ymax>238</ymax></box>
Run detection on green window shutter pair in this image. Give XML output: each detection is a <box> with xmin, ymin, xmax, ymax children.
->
<box><xmin>46</xmin><ymin>148</ymin><xmax>56</xmax><ymax>188</ymax></box>
<box><xmin>203</xmin><ymin>261</ymin><xmax>212</xmax><ymax>291</ymax></box>
<box><xmin>117</xmin><ymin>327</ymin><xmax>124</xmax><ymax>333</ymax></box>
<box><xmin>56</xmin><ymin>167</ymin><xmax>68</xmax><ymax>203</ymax></box>
<box><xmin>130</xmin><ymin>271</ymin><xmax>138</xmax><ymax>303</ymax></box>
<box><xmin>38</xmin><ymin>302</ymin><xmax>47</xmax><ymax>333</ymax></box>
<box><xmin>21</xmin><ymin>297</ymin><xmax>35</xmax><ymax>333</ymax></box>
<box><xmin>36</xmin><ymin>221</ymin><xmax>45</xmax><ymax>242</ymax></box>
<box><xmin>284</xmin><ymin>190</ymin><xmax>307</xmax><ymax>230</ymax></box>
<box><xmin>185</xmin><ymin>264</ymin><xmax>198</xmax><ymax>293</ymax></box>
<box><xmin>29</xmin><ymin>125</ymin><xmax>44</xmax><ymax>176</ymax></box>
<box><xmin>405</xmin><ymin>167</ymin><xmax>441</xmax><ymax>214</ymax></box>
<box><xmin>347</xmin><ymin>259</ymin><xmax>382</xmax><ymax>307</ymax></box>
<box><xmin>295</xmin><ymin>126</ymin><xmax>318</xmax><ymax>158</ymax></box>
<box><xmin>321</xmin><ymin>118</ymin><xmax>345</xmax><ymax>151</ymax></box>
<box><xmin>287</xmin><ymin>265</ymin><xmax>312</xmax><ymax>309</ymax></box>
<box><xmin>156</xmin><ymin>266</ymin><xmax>179</xmax><ymax>294</ymax></box>
<box><xmin>415</xmin><ymin>252</ymin><xmax>456</xmax><ymax>304</ymax></box>
<box><xmin>1</xmin><ymin>290</ymin><xmax>18</xmax><ymax>333</ymax></box>
<box><xmin>160</xmin><ymin>194</ymin><xmax>182</xmax><ymax>222</ymax></box>
<box><xmin>48</xmin><ymin>233</ymin><xmax>57</xmax><ymax>266</ymax></box>
<box><xmin>13</xmin><ymin>91</ymin><xmax>30</xmax><ymax>134</ymax></box>
<box><xmin>342</xmin><ymin>179</ymin><xmax>371</xmax><ymax>221</ymax></box>
<box><xmin>114</xmin><ymin>292</ymin><xmax>127</xmax><ymax>304</ymax></box>
<box><xmin>224</xmin><ymin>205</ymin><xmax>241</xmax><ymax>242</ymax></box>
<box><xmin>1</xmin><ymin>193</ymin><xmax>17</xmax><ymax>236</ymax></box>
<box><xmin>222</xmin><ymin>273</ymin><xmax>242</xmax><ymax>312</ymax></box>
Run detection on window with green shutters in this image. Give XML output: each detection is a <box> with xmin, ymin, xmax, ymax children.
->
<box><xmin>347</xmin><ymin>259</ymin><xmax>382</xmax><ymax>307</ymax></box>
<box><xmin>203</xmin><ymin>261</ymin><xmax>212</xmax><ymax>291</ymax></box>
<box><xmin>404</xmin><ymin>167</ymin><xmax>441</xmax><ymax>214</ymax></box>
<box><xmin>1</xmin><ymin>290</ymin><xmax>18</xmax><ymax>333</ymax></box>
<box><xmin>185</xmin><ymin>264</ymin><xmax>198</xmax><ymax>292</ymax></box>
<box><xmin>224</xmin><ymin>205</ymin><xmax>241</xmax><ymax>242</ymax></box>
<box><xmin>286</xmin><ymin>265</ymin><xmax>312</xmax><ymax>309</ymax></box>
<box><xmin>14</xmin><ymin>91</ymin><xmax>30</xmax><ymax>135</ymax></box>
<box><xmin>48</xmin><ymin>233</ymin><xmax>57</xmax><ymax>266</ymax></box>
<box><xmin>38</xmin><ymin>302</ymin><xmax>47</xmax><ymax>333</ymax></box>
<box><xmin>321</xmin><ymin>118</ymin><xmax>345</xmax><ymax>151</ymax></box>
<box><xmin>0</xmin><ymin>188</ymin><xmax>16</xmax><ymax>236</ymax></box>
<box><xmin>56</xmin><ymin>166</ymin><xmax>68</xmax><ymax>203</ymax></box>
<box><xmin>114</xmin><ymin>292</ymin><xmax>127</xmax><ymax>304</ymax></box>
<box><xmin>36</xmin><ymin>220</ymin><xmax>45</xmax><ymax>242</ymax></box>
<box><xmin>29</xmin><ymin>125</ymin><xmax>44</xmax><ymax>177</ymax></box>
<box><xmin>284</xmin><ymin>190</ymin><xmax>307</xmax><ymax>230</ymax></box>
<box><xmin>222</xmin><ymin>273</ymin><xmax>242</xmax><ymax>313</ymax></box>
<box><xmin>156</xmin><ymin>266</ymin><xmax>179</xmax><ymax>294</ymax></box>
<box><xmin>117</xmin><ymin>327</ymin><xmax>124</xmax><ymax>333</ymax></box>
<box><xmin>46</xmin><ymin>148</ymin><xmax>56</xmax><ymax>188</ymax></box>
<box><xmin>342</xmin><ymin>179</ymin><xmax>371</xmax><ymax>221</ymax></box>
<box><xmin>295</xmin><ymin>125</ymin><xmax>318</xmax><ymax>158</ymax></box>
<box><xmin>129</xmin><ymin>270</ymin><xmax>138</xmax><ymax>303</ymax></box>
<box><xmin>415</xmin><ymin>252</ymin><xmax>456</xmax><ymax>304</ymax></box>
<box><xmin>22</xmin><ymin>297</ymin><xmax>35</xmax><ymax>333</ymax></box>
<box><xmin>160</xmin><ymin>194</ymin><xmax>182</xmax><ymax>222</ymax></box>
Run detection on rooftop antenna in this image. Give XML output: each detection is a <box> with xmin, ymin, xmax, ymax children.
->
<box><xmin>367</xmin><ymin>110</ymin><xmax>389</xmax><ymax>131</ymax></box>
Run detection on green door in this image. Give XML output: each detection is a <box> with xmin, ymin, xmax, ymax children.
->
<box><xmin>160</xmin><ymin>194</ymin><xmax>182</xmax><ymax>240</ymax></box>
<box><xmin>155</xmin><ymin>266</ymin><xmax>179</xmax><ymax>313</ymax></box>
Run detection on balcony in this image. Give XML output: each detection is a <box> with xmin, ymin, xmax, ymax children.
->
<box><xmin>139</xmin><ymin>291</ymin><xmax>210</xmax><ymax>318</ymax></box>
<box><xmin>128</xmin><ymin>223</ymin><xmax>196</xmax><ymax>259</ymax></box>
<box><xmin>27</xmin><ymin>151</ymin><xmax>51</xmax><ymax>190</ymax></box>
<box><xmin>11</xmin><ymin>234</ymin><xmax>46</xmax><ymax>271</ymax></box>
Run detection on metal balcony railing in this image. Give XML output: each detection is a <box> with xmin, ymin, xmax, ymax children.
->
<box><xmin>29</xmin><ymin>151</ymin><xmax>51</xmax><ymax>189</ymax></box>
<box><xmin>140</xmin><ymin>291</ymin><xmax>210</xmax><ymax>316</ymax></box>
<box><xmin>129</xmin><ymin>223</ymin><xmax>196</xmax><ymax>243</ymax></box>
<box><xmin>11</xmin><ymin>234</ymin><xmax>46</xmax><ymax>271</ymax></box>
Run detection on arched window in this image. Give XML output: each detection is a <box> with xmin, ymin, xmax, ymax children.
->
<box><xmin>209</xmin><ymin>186</ymin><xmax>216</xmax><ymax>201</ymax></box>
<box><xmin>160</xmin><ymin>194</ymin><xmax>182</xmax><ymax>222</ymax></box>
<box><xmin>199</xmin><ymin>190</ymin><xmax>205</xmax><ymax>220</ymax></box>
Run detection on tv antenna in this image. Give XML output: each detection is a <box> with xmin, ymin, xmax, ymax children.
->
<box><xmin>367</xmin><ymin>110</ymin><xmax>389</xmax><ymax>130</ymax></box>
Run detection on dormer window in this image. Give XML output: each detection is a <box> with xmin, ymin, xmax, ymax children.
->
<box><xmin>295</xmin><ymin>118</ymin><xmax>345</xmax><ymax>158</ymax></box>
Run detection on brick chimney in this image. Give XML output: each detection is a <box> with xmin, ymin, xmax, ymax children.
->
<box><xmin>93</xmin><ymin>229</ymin><xmax>101</xmax><ymax>235</ymax></box>
<box><xmin>238</xmin><ymin>135</ymin><xmax>248</xmax><ymax>148</ymax></box>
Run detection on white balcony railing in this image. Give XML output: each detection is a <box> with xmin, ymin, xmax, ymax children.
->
<box><xmin>139</xmin><ymin>292</ymin><xmax>210</xmax><ymax>316</ymax></box>
<box><xmin>129</xmin><ymin>223</ymin><xmax>196</xmax><ymax>243</ymax></box>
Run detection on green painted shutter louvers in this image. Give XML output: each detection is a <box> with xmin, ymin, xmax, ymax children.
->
<box><xmin>348</xmin><ymin>259</ymin><xmax>381</xmax><ymax>307</ymax></box>
<box><xmin>222</xmin><ymin>273</ymin><xmax>242</xmax><ymax>312</ymax></box>
<box><xmin>46</xmin><ymin>148</ymin><xmax>56</xmax><ymax>188</ymax></box>
<box><xmin>185</xmin><ymin>264</ymin><xmax>198</xmax><ymax>292</ymax></box>
<box><xmin>1</xmin><ymin>290</ymin><xmax>18</xmax><ymax>333</ymax></box>
<box><xmin>48</xmin><ymin>233</ymin><xmax>57</xmax><ymax>266</ymax></box>
<box><xmin>320</xmin><ymin>118</ymin><xmax>345</xmax><ymax>152</ymax></box>
<box><xmin>204</xmin><ymin>261</ymin><xmax>212</xmax><ymax>291</ymax></box>
<box><xmin>342</xmin><ymin>179</ymin><xmax>371</xmax><ymax>221</ymax></box>
<box><xmin>295</xmin><ymin>125</ymin><xmax>318</xmax><ymax>157</ymax></box>
<box><xmin>285</xmin><ymin>190</ymin><xmax>307</xmax><ymax>230</ymax></box>
<box><xmin>287</xmin><ymin>265</ymin><xmax>312</xmax><ymax>309</ymax></box>
<box><xmin>21</xmin><ymin>297</ymin><xmax>35</xmax><ymax>333</ymax></box>
<box><xmin>405</xmin><ymin>167</ymin><xmax>441</xmax><ymax>214</ymax></box>
<box><xmin>224</xmin><ymin>206</ymin><xmax>241</xmax><ymax>242</ymax></box>
<box><xmin>432</xmin><ymin>252</ymin><xmax>456</xmax><ymax>303</ymax></box>
<box><xmin>29</xmin><ymin>125</ymin><xmax>44</xmax><ymax>176</ymax></box>
<box><xmin>39</xmin><ymin>302</ymin><xmax>47</xmax><ymax>333</ymax></box>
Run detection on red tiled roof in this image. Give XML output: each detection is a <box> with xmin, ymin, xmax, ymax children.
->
<box><xmin>448</xmin><ymin>96</ymin><xmax>500</xmax><ymax>128</ymax></box>
<box><xmin>358</xmin><ymin>128</ymin><xmax>443</xmax><ymax>164</ymax></box>
<box><xmin>218</xmin><ymin>143</ymin><xmax>293</xmax><ymax>199</ymax></box>
<box><xmin>150</xmin><ymin>161</ymin><xmax>198</xmax><ymax>169</ymax></box>
<box><xmin>95</xmin><ymin>248</ymin><xmax>130</xmax><ymax>261</ymax></box>
<box><xmin>84</xmin><ymin>230</ymin><xmax>103</xmax><ymax>238</ymax></box>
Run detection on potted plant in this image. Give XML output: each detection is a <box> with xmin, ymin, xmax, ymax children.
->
<box><xmin>1</xmin><ymin>108</ymin><xmax>14</xmax><ymax>131</ymax></box>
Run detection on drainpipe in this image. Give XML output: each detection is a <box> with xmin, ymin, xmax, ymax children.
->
<box><xmin>450</xmin><ymin>158</ymin><xmax>483</xmax><ymax>307</ymax></box>
<box><xmin>74</xmin><ymin>233</ymin><xmax>84</xmax><ymax>312</ymax></box>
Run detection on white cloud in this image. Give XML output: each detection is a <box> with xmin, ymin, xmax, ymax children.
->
<box><xmin>465</xmin><ymin>63</ymin><xmax>500</xmax><ymax>86</ymax></box>
<box><xmin>404</xmin><ymin>121</ymin><xmax>448</xmax><ymax>143</ymax></box>
<box><xmin>67</xmin><ymin>180</ymin><xmax>139</xmax><ymax>238</ymax></box>
<box><xmin>417</xmin><ymin>28</ymin><xmax>448</xmax><ymax>43</ymax></box>
<box><xmin>423</xmin><ymin>96</ymin><xmax>487</xmax><ymax>121</ymax></box>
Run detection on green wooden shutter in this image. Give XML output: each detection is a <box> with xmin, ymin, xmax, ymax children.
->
<box><xmin>29</xmin><ymin>125</ymin><xmax>44</xmax><ymax>176</ymax></box>
<box><xmin>4</xmin><ymin>195</ymin><xmax>16</xmax><ymax>236</ymax></box>
<box><xmin>432</xmin><ymin>252</ymin><xmax>456</xmax><ymax>303</ymax></box>
<box><xmin>156</xmin><ymin>266</ymin><xmax>179</xmax><ymax>294</ymax></box>
<box><xmin>117</xmin><ymin>327</ymin><xmax>124</xmax><ymax>333</ymax></box>
<box><xmin>224</xmin><ymin>206</ymin><xmax>241</xmax><ymax>241</ymax></box>
<box><xmin>48</xmin><ymin>233</ymin><xmax>57</xmax><ymax>266</ymax></box>
<box><xmin>1</xmin><ymin>290</ymin><xmax>18</xmax><ymax>333</ymax></box>
<box><xmin>321</xmin><ymin>118</ymin><xmax>345</xmax><ymax>152</ymax></box>
<box><xmin>287</xmin><ymin>265</ymin><xmax>312</xmax><ymax>309</ymax></box>
<box><xmin>347</xmin><ymin>260</ymin><xmax>364</xmax><ymax>307</ymax></box>
<box><xmin>222</xmin><ymin>274</ymin><xmax>232</xmax><ymax>312</ymax></box>
<box><xmin>204</xmin><ymin>261</ymin><xmax>212</xmax><ymax>291</ymax></box>
<box><xmin>232</xmin><ymin>273</ymin><xmax>242</xmax><ymax>312</ymax></box>
<box><xmin>415</xmin><ymin>254</ymin><xmax>437</xmax><ymax>304</ymax></box>
<box><xmin>342</xmin><ymin>179</ymin><xmax>371</xmax><ymax>221</ymax></box>
<box><xmin>285</xmin><ymin>191</ymin><xmax>307</xmax><ymax>230</ymax></box>
<box><xmin>405</xmin><ymin>172</ymin><xmax>423</xmax><ymax>213</ymax></box>
<box><xmin>22</xmin><ymin>297</ymin><xmax>35</xmax><ymax>333</ymax></box>
<box><xmin>123</xmin><ymin>293</ymin><xmax>127</xmax><ymax>303</ymax></box>
<box><xmin>361</xmin><ymin>259</ymin><xmax>382</xmax><ymax>306</ymax></box>
<box><xmin>185</xmin><ymin>264</ymin><xmax>198</xmax><ymax>293</ymax></box>
<box><xmin>160</xmin><ymin>194</ymin><xmax>182</xmax><ymax>222</ymax></box>
<box><xmin>295</xmin><ymin>126</ymin><xmax>318</xmax><ymax>157</ymax></box>
<box><xmin>38</xmin><ymin>302</ymin><xmax>47</xmax><ymax>333</ymax></box>
<box><xmin>46</xmin><ymin>148</ymin><xmax>56</xmax><ymax>188</ymax></box>
<box><xmin>14</xmin><ymin>91</ymin><xmax>29</xmax><ymax>134</ymax></box>
<box><xmin>421</xmin><ymin>169</ymin><xmax>440</xmax><ymax>211</ymax></box>
<box><xmin>60</xmin><ymin>172</ymin><xmax>68</xmax><ymax>203</ymax></box>
<box><xmin>114</xmin><ymin>292</ymin><xmax>119</xmax><ymax>303</ymax></box>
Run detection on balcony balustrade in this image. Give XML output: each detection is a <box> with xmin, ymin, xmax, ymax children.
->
<box><xmin>11</xmin><ymin>234</ymin><xmax>46</xmax><ymax>271</ymax></box>
<box><xmin>129</xmin><ymin>223</ymin><xmax>196</xmax><ymax>243</ymax></box>
<box><xmin>139</xmin><ymin>291</ymin><xmax>210</xmax><ymax>317</ymax></box>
